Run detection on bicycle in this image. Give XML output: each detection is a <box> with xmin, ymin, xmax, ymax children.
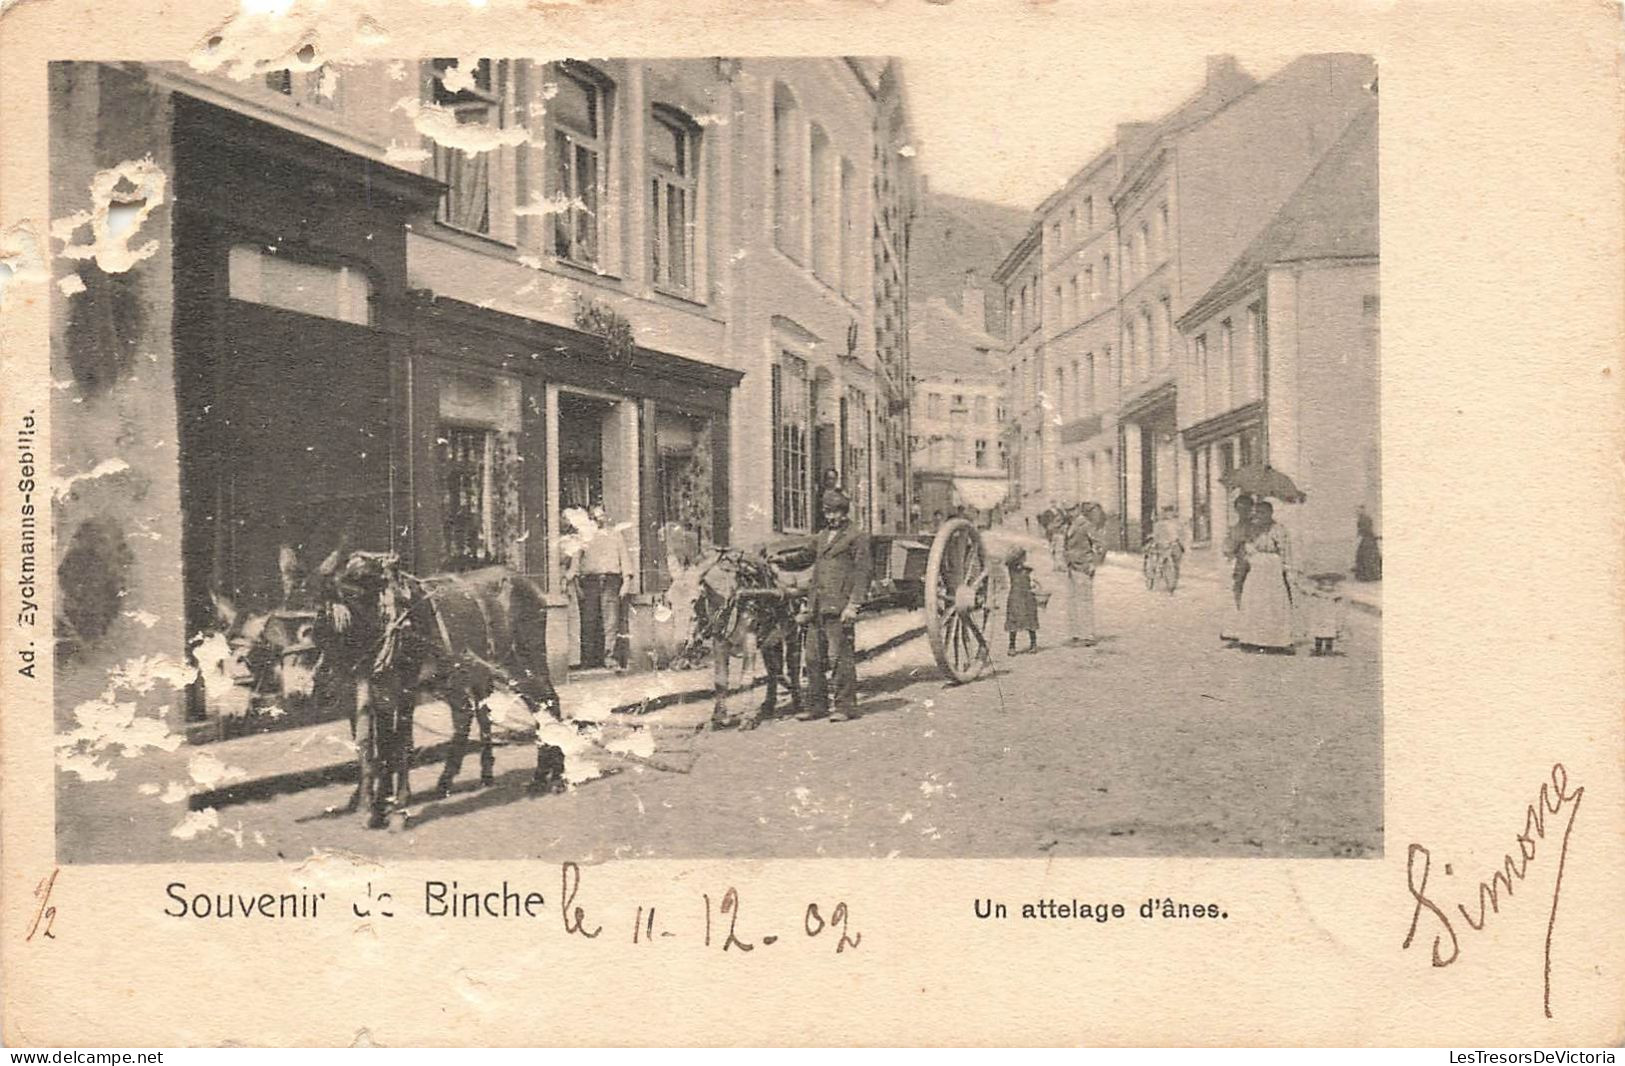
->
<box><xmin>1142</xmin><ymin>539</ymin><xmax>1182</xmax><ymax>594</ymax></box>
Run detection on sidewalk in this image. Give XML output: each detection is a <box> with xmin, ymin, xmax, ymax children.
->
<box><xmin>1099</xmin><ymin>547</ymin><xmax>1383</xmax><ymax>616</ymax></box>
<box><xmin>990</xmin><ymin>515</ymin><xmax>1381</xmax><ymax>616</ymax></box>
<box><xmin>189</xmin><ymin>607</ymin><xmax>926</xmax><ymax>810</ymax></box>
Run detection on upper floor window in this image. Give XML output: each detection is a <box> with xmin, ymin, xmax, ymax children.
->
<box><xmin>1221</xmin><ymin>318</ymin><xmax>1238</xmax><ymax>406</ymax></box>
<box><xmin>773</xmin><ymin>85</ymin><xmax>803</xmax><ymax>262</ymax></box>
<box><xmin>973</xmin><ymin>396</ymin><xmax>988</xmax><ymax>422</ymax></box>
<box><xmin>1083</xmin><ymin>195</ymin><xmax>1094</xmax><ymax>230</ymax></box>
<box><xmin>840</xmin><ymin>159</ymin><xmax>861</xmax><ymax>301</ymax></box>
<box><xmin>650</xmin><ymin>105</ymin><xmax>699</xmax><ymax>295</ymax></box>
<box><xmin>1139</xmin><ymin>221</ymin><xmax>1151</xmax><ymax>274</ymax></box>
<box><xmin>1157</xmin><ymin>295</ymin><xmax>1173</xmax><ymax>367</ymax></box>
<box><xmin>548</xmin><ymin>64</ymin><xmax>611</xmax><ymax>267</ymax></box>
<box><xmin>810</xmin><ymin>125</ymin><xmax>837</xmax><ymax>283</ymax></box>
<box><xmin>432</xmin><ymin>58</ymin><xmax>512</xmax><ymax>240</ymax></box>
<box><xmin>1157</xmin><ymin>202</ymin><xmax>1170</xmax><ymax>257</ymax></box>
<box><xmin>1101</xmin><ymin>254</ymin><xmax>1111</xmax><ymax>294</ymax></box>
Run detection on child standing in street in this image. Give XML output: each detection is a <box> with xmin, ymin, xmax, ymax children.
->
<box><xmin>1005</xmin><ymin>547</ymin><xmax>1040</xmax><ymax>654</ymax></box>
<box><xmin>1305</xmin><ymin>572</ymin><xmax>1348</xmax><ymax>656</ymax></box>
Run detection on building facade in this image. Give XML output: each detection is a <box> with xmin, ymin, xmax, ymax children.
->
<box><xmin>48</xmin><ymin>56</ymin><xmax>914</xmax><ymax>739</ymax></box>
<box><xmin>1178</xmin><ymin>104</ymin><xmax>1379</xmax><ymax>573</ymax></box>
<box><xmin>995</xmin><ymin>53</ymin><xmax>1376</xmax><ymax>549</ymax></box>
<box><xmin>908</xmin><ymin>289</ymin><xmax>1007</xmax><ymax>525</ymax></box>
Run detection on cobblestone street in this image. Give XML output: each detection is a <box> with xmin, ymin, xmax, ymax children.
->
<box><xmin>69</xmin><ymin>539</ymin><xmax>1380</xmax><ymax>863</ymax></box>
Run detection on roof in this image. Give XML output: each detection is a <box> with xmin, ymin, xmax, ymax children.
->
<box><xmin>910</xmin><ymin>297</ymin><xmax>1002</xmax><ymax>380</ymax></box>
<box><xmin>1180</xmin><ymin>103</ymin><xmax>1378</xmax><ymax>329</ymax></box>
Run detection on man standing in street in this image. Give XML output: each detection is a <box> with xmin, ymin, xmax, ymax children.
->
<box><xmin>579</xmin><ymin>502</ymin><xmax>634</xmax><ymax>669</ymax></box>
<box><xmin>797</xmin><ymin>488</ymin><xmax>871</xmax><ymax>722</ymax></box>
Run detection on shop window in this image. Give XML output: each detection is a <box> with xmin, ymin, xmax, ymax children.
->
<box><xmin>650</xmin><ymin>105</ymin><xmax>699</xmax><ymax>295</ymax></box>
<box><xmin>1191</xmin><ymin>445</ymin><xmax>1212</xmax><ymax>544</ymax></box>
<box><xmin>654</xmin><ymin>408</ymin><xmax>714</xmax><ymax>584</ymax></box>
<box><xmin>773</xmin><ymin>353</ymin><xmax>812</xmax><ymax>532</ymax></box>
<box><xmin>431</xmin><ymin>59</ymin><xmax>511</xmax><ymax>240</ymax></box>
<box><xmin>436</xmin><ymin>371</ymin><xmax>523</xmax><ymax>568</ymax></box>
<box><xmin>549</xmin><ymin>63</ymin><xmax>611</xmax><ymax>266</ymax></box>
<box><xmin>842</xmin><ymin>387</ymin><xmax>872</xmax><ymax>529</ymax></box>
<box><xmin>227</xmin><ymin>245</ymin><xmax>373</xmax><ymax>326</ymax></box>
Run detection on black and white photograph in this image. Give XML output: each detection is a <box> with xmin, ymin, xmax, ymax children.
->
<box><xmin>46</xmin><ymin>50</ymin><xmax>1381</xmax><ymax>864</ymax></box>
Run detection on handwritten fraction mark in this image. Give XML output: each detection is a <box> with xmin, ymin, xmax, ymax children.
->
<box><xmin>27</xmin><ymin>868</ymin><xmax>59</xmax><ymax>941</ymax></box>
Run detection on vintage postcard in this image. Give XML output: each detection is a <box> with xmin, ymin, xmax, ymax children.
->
<box><xmin>1</xmin><ymin>0</ymin><xmax>1621</xmax><ymax>1048</ymax></box>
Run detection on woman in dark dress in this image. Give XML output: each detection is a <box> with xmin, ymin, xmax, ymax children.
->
<box><xmin>1005</xmin><ymin>547</ymin><xmax>1040</xmax><ymax>654</ymax></box>
<box><xmin>1354</xmin><ymin>506</ymin><xmax>1382</xmax><ymax>581</ymax></box>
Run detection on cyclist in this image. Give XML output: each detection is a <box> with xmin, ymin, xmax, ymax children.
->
<box><xmin>1144</xmin><ymin>505</ymin><xmax>1186</xmax><ymax>592</ymax></box>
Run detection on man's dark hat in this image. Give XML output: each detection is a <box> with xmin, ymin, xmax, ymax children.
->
<box><xmin>821</xmin><ymin>488</ymin><xmax>850</xmax><ymax>513</ymax></box>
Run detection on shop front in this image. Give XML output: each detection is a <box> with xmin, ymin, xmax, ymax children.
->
<box><xmin>410</xmin><ymin>294</ymin><xmax>739</xmax><ymax>676</ymax></box>
<box><xmin>170</xmin><ymin>96</ymin><xmax>444</xmax><ymax>731</ymax></box>
<box><xmin>1182</xmin><ymin>400</ymin><xmax>1264</xmax><ymax>548</ymax></box>
<box><xmin>1117</xmin><ymin>381</ymin><xmax>1179</xmax><ymax>549</ymax></box>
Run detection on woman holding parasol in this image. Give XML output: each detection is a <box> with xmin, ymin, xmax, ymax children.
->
<box><xmin>1219</xmin><ymin>464</ymin><xmax>1307</xmax><ymax>653</ymax></box>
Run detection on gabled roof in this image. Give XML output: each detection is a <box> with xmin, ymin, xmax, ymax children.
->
<box><xmin>1180</xmin><ymin>103</ymin><xmax>1378</xmax><ymax>329</ymax></box>
<box><xmin>910</xmin><ymin>297</ymin><xmax>1002</xmax><ymax>380</ymax></box>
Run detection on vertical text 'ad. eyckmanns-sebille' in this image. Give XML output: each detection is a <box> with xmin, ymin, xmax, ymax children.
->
<box><xmin>15</xmin><ymin>409</ymin><xmax>41</xmax><ymax>678</ymax></box>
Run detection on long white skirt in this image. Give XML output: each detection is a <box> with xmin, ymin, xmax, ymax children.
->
<box><xmin>1218</xmin><ymin>574</ymin><xmax>1242</xmax><ymax>641</ymax></box>
<box><xmin>1238</xmin><ymin>552</ymin><xmax>1294</xmax><ymax>649</ymax></box>
<box><xmin>1063</xmin><ymin>569</ymin><xmax>1095</xmax><ymax>642</ymax></box>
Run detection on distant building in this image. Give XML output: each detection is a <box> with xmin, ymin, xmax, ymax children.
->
<box><xmin>1178</xmin><ymin>104</ymin><xmax>1379</xmax><ymax>573</ymax></box>
<box><xmin>909</xmin><ymin>280</ymin><xmax>1008</xmax><ymax>525</ymax></box>
<box><xmin>995</xmin><ymin>53</ymin><xmax>1377</xmax><ymax>549</ymax></box>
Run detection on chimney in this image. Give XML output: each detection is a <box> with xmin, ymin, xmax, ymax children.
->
<box><xmin>1206</xmin><ymin>54</ymin><xmax>1240</xmax><ymax>86</ymax></box>
<box><xmin>961</xmin><ymin>270</ymin><xmax>986</xmax><ymax>333</ymax></box>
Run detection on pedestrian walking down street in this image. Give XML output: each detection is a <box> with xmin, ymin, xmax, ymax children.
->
<box><xmin>797</xmin><ymin>488</ymin><xmax>871</xmax><ymax>722</ymax></box>
<box><xmin>1061</xmin><ymin>503</ymin><xmax>1109</xmax><ymax>646</ymax></box>
<box><xmin>1237</xmin><ymin>501</ymin><xmax>1296</xmax><ymax>652</ymax></box>
<box><xmin>1219</xmin><ymin>494</ymin><xmax>1256</xmax><ymax>641</ymax></box>
<box><xmin>1003</xmin><ymin>546</ymin><xmax>1040</xmax><ymax>654</ymax></box>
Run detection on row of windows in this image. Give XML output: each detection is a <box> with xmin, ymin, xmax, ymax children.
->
<box><xmin>920</xmin><ymin>392</ymin><xmax>1000</xmax><ymax>423</ymax></box>
<box><xmin>1059</xmin><ymin>448</ymin><xmax>1117</xmax><ymax>508</ymax></box>
<box><xmin>774</xmin><ymin>86</ymin><xmax>867</xmax><ymax>303</ymax></box>
<box><xmin>1018</xmin><ymin>197</ymin><xmax>1172</xmax><ymax>339</ymax></box>
<box><xmin>911</xmin><ymin>436</ymin><xmax>1004</xmax><ymax>471</ymax></box>
<box><xmin>1191</xmin><ymin>303</ymin><xmax>1265</xmax><ymax>420</ymax></box>
<box><xmin>1048</xmin><ymin>193</ymin><xmax>1102</xmax><ymax>251</ymax></box>
<box><xmin>420</xmin><ymin>59</ymin><xmax>704</xmax><ymax>297</ymax></box>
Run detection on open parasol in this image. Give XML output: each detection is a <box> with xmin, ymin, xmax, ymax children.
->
<box><xmin>1218</xmin><ymin>463</ymin><xmax>1307</xmax><ymax>503</ymax></box>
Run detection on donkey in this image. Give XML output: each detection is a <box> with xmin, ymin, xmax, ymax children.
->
<box><xmin>673</xmin><ymin>547</ymin><xmax>806</xmax><ymax>731</ymax></box>
<box><xmin>307</xmin><ymin>549</ymin><xmax>568</xmax><ymax>829</ymax></box>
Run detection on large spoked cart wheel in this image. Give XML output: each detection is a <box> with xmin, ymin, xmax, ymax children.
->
<box><xmin>923</xmin><ymin>517</ymin><xmax>995</xmax><ymax>683</ymax></box>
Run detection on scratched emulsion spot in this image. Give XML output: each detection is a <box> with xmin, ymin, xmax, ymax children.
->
<box><xmin>52</xmin><ymin>158</ymin><xmax>167</xmax><ymax>274</ymax></box>
<box><xmin>56</xmin><ymin>517</ymin><xmax>134</xmax><ymax>646</ymax></box>
<box><xmin>0</xmin><ymin>220</ymin><xmax>50</xmax><ymax>311</ymax></box>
